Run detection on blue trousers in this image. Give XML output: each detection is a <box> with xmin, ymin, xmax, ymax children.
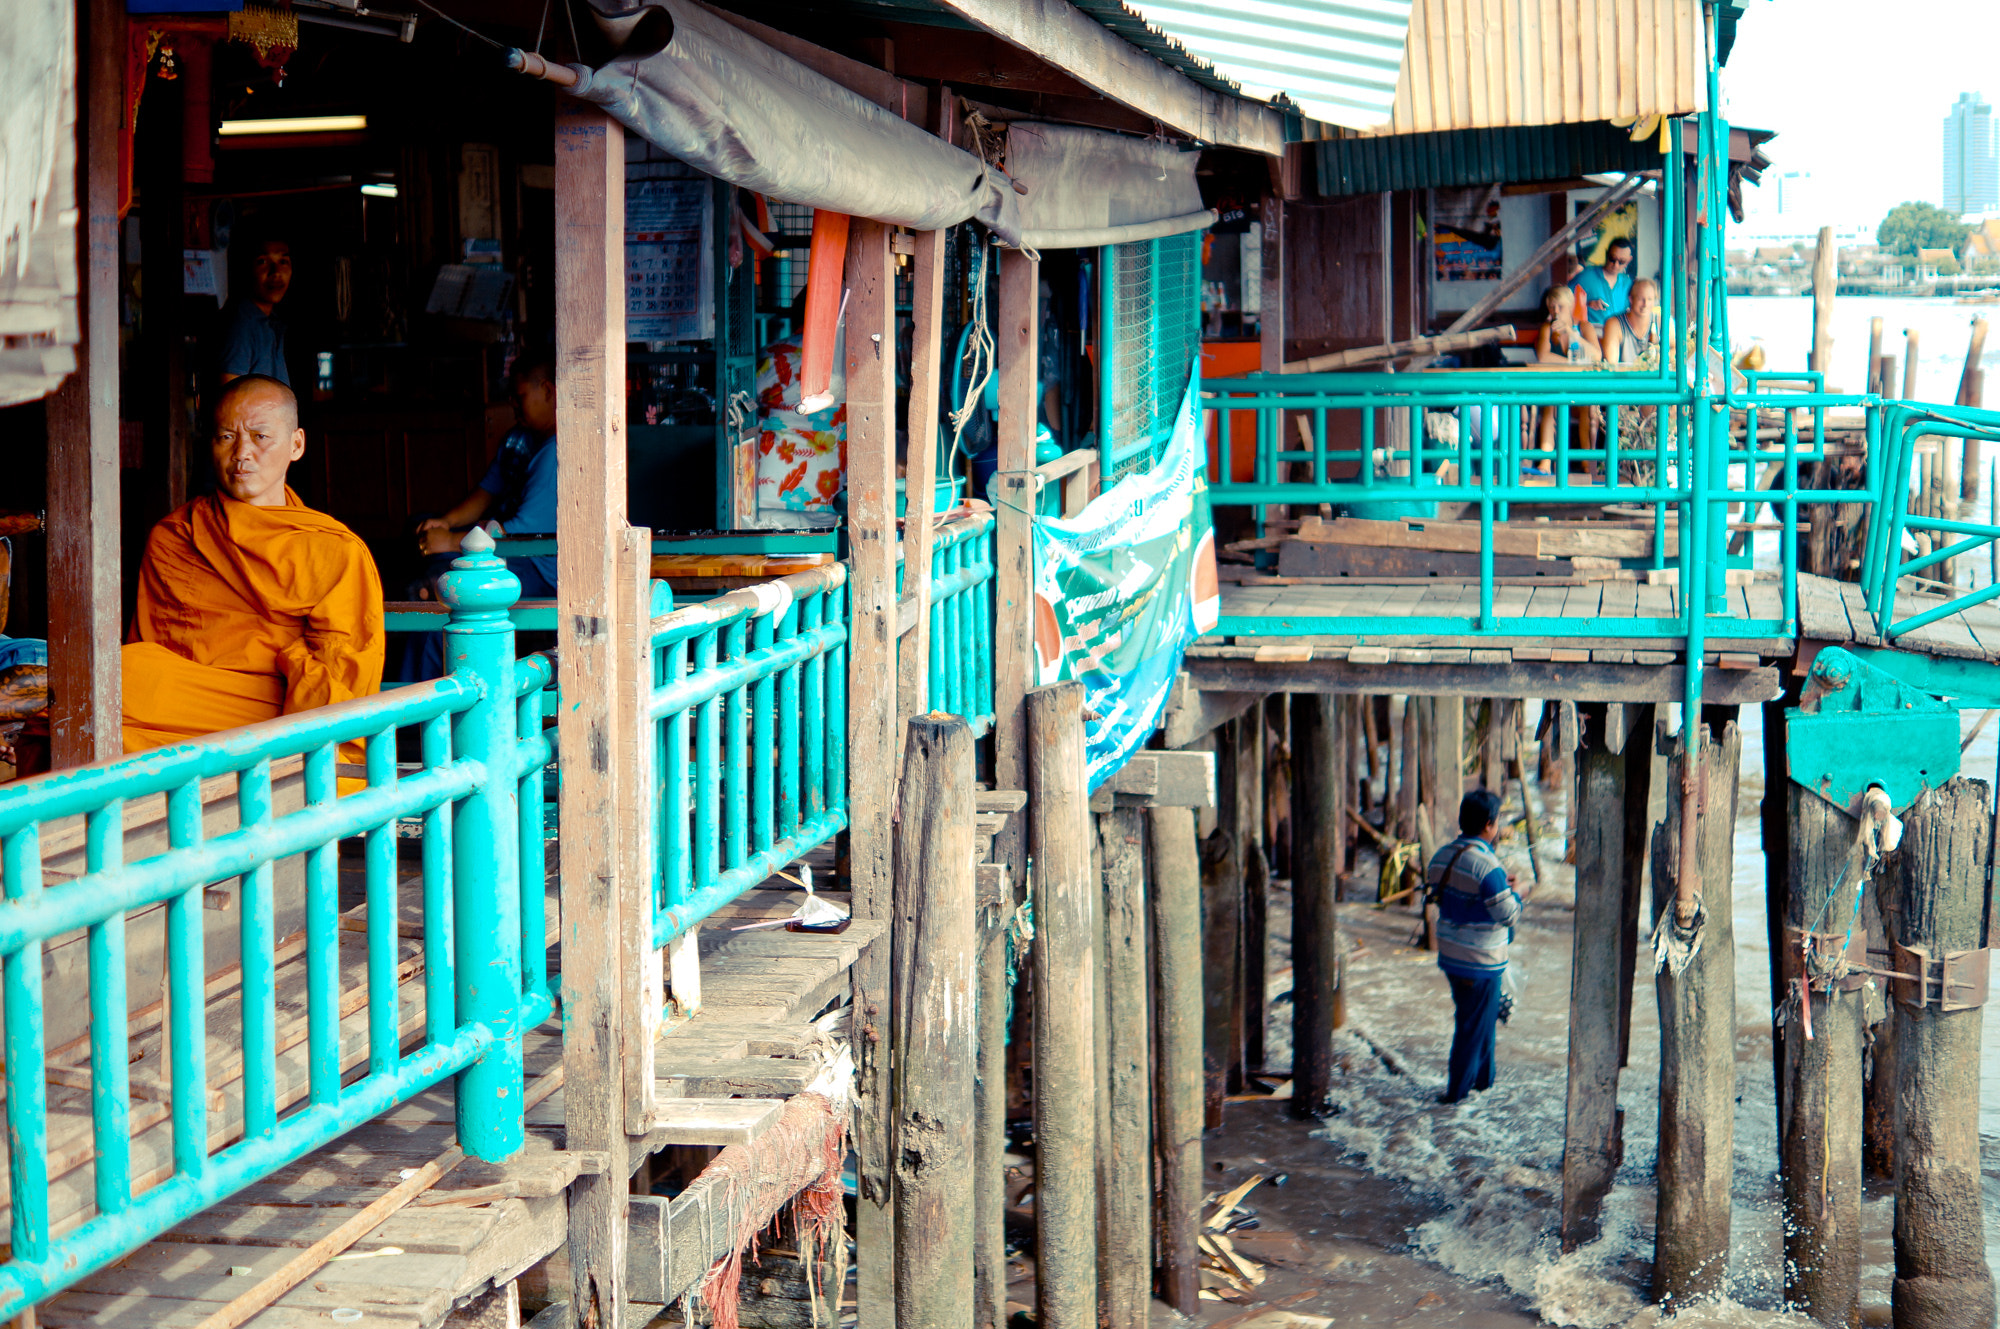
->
<box><xmin>1444</xmin><ymin>971</ymin><xmax>1503</xmax><ymax>1102</ymax></box>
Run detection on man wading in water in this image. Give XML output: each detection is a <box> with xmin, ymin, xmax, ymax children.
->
<box><xmin>1425</xmin><ymin>790</ymin><xmax>1524</xmax><ymax>1103</ymax></box>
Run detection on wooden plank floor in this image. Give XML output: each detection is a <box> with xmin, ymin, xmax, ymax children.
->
<box><xmin>37</xmin><ymin>870</ymin><xmax>881</xmax><ymax>1327</ymax></box>
<box><xmin>1209</xmin><ymin>572</ymin><xmax>2000</xmax><ymax>669</ymax></box>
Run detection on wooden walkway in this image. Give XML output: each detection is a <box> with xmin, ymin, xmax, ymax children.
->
<box><xmin>35</xmin><ymin>876</ymin><xmax>881</xmax><ymax>1328</ymax></box>
<box><xmin>1191</xmin><ymin>572</ymin><xmax>2000</xmax><ymax>698</ymax></box>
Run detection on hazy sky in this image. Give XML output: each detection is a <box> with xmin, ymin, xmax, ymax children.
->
<box><xmin>1724</xmin><ymin>0</ymin><xmax>1999</xmax><ymax>230</ymax></box>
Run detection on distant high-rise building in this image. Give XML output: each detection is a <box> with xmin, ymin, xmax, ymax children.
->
<box><xmin>1944</xmin><ymin>92</ymin><xmax>1998</xmax><ymax>216</ymax></box>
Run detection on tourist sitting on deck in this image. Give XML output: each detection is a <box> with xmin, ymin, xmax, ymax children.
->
<box><xmin>1569</xmin><ymin>236</ymin><xmax>1634</xmax><ymax>334</ymax></box>
<box><xmin>123</xmin><ymin>374</ymin><xmax>384</xmax><ymax>754</ymax></box>
<box><xmin>1602</xmin><ymin>278</ymin><xmax>1662</xmax><ymax>366</ymax></box>
<box><xmin>1532</xmin><ymin>285</ymin><xmax>1600</xmax><ymax>471</ymax></box>
<box><xmin>1426</xmin><ymin>789</ymin><xmax>1523</xmax><ymax>1104</ymax></box>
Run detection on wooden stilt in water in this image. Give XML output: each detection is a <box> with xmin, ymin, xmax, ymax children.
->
<box><xmin>1809</xmin><ymin>226</ymin><xmax>1837</xmax><ymax>375</ymax></box>
<box><xmin>1150</xmin><ymin>807</ymin><xmax>1204</xmax><ymax>1316</ymax></box>
<box><xmin>1888</xmin><ymin>779</ymin><xmax>1997</xmax><ymax>1329</ymax></box>
<box><xmin>975</xmin><ymin>867</ymin><xmax>1012</xmax><ymax>1329</ymax></box>
<box><xmin>1206</xmin><ymin>723</ymin><xmax>1246</xmax><ymax>1096</ymax></box>
<box><xmin>1397</xmin><ymin>694</ymin><xmax>1421</xmax><ymax>843</ymax></box>
<box><xmin>1291</xmin><ymin>694</ymin><xmax>1343</xmax><ymax>1115</ymax></box>
<box><xmin>1867</xmin><ymin>318</ymin><xmax>1885</xmax><ymax>395</ymax></box>
<box><xmin>1239</xmin><ymin>713</ymin><xmax>1269</xmax><ymax>1075</ymax></box>
<box><xmin>1560</xmin><ymin>704</ymin><xmax>1641</xmax><ymax>1250</ymax></box>
<box><xmin>1026</xmin><ymin>683</ymin><xmax>1098</xmax><ymax>1329</ymax></box>
<box><xmin>1614</xmin><ymin>706</ymin><xmax>1655</xmax><ymax>1069</ymax></box>
<box><xmin>1651</xmin><ymin>721</ymin><xmax>1741</xmax><ymax>1309</ymax></box>
<box><xmin>1961</xmin><ymin>319</ymin><xmax>1988</xmax><ymax>502</ymax></box>
<box><xmin>1777</xmin><ymin>775</ymin><xmax>1866</xmax><ymax>1328</ymax></box>
<box><xmin>1098</xmin><ymin>810</ymin><xmax>1151</xmax><ymax>1329</ymax></box>
<box><xmin>891</xmin><ymin>716</ymin><xmax>978</xmax><ymax>1327</ymax></box>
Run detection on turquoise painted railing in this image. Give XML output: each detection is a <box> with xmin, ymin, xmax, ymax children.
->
<box><xmin>916</xmin><ymin>512</ymin><xmax>997</xmax><ymax>736</ymax></box>
<box><xmin>648</xmin><ymin>562</ymin><xmax>849</xmax><ymax>948</ymax></box>
<box><xmin>0</xmin><ymin>535</ymin><xmax>550</xmax><ymax>1317</ymax></box>
<box><xmin>1862</xmin><ymin>400</ymin><xmax>2000</xmax><ymax>638</ymax></box>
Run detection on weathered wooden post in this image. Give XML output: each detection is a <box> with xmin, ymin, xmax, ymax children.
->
<box><xmin>1560</xmin><ymin>703</ymin><xmax>1652</xmax><ymax>1250</ymax></box>
<box><xmin>1867</xmin><ymin>317</ymin><xmax>1885</xmax><ymax>395</ymax></box>
<box><xmin>1652</xmin><ymin>720</ymin><xmax>1741</xmax><ymax>1308</ymax></box>
<box><xmin>1206</xmin><ymin>724</ymin><xmax>1246</xmax><ymax>1094</ymax></box>
<box><xmin>1397</xmin><ymin>694</ymin><xmax>1421</xmax><ymax>842</ymax></box>
<box><xmin>1098</xmin><ymin>809</ymin><xmax>1151</xmax><ymax>1329</ymax></box>
<box><xmin>891</xmin><ymin>716</ymin><xmax>977</xmax><ymax>1325</ymax></box>
<box><xmin>1150</xmin><ymin>806</ymin><xmax>1203</xmax><ymax>1315</ymax></box>
<box><xmin>1809</xmin><ymin>226</ymin><xmax>1837</xmax><ymax>375</ymax></box>
<box><xmin>1291</xmin><ymin>693</ymin><xmax>1343</xmax><ymax>1115</ymax></box>
<box><xmin>1776</xmin><ymin>777</ymin><xmax>1867</xmax><ymax>1328</ymax></box>
<box><xmin>1026</xmin><ymin>683</ymin><xmax>1098</xmax><ymax>1329</ymax></box>
<box><xmin>975</xmin><ymin>855</ymin><xmax>1012</xmax><ymax>1329</ymax></box>
<box><xmin>1888</xmin><ymin>779</ymin><xmax>1996</xmax><ymax>1329</ymax></box>
<box><xmin>1961</xmin><ymin>318</ymin><xmax>1989</xmax><ymax>503</ymax></box>
<box><xmin>1236</xmin><ymin>714</ymin><xmax>1269</xmax><ymax>1076</ymax></box>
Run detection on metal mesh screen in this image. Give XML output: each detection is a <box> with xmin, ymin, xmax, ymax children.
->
<box><xmin>1104</xmin><ymin>231</ymin><xmax>1203</xmax><ymax>480</ymax></box>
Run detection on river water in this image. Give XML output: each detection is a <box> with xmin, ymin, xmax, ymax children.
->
<box><xmin>1298</xmin><ymin>295</ymin><xmax>2000</xmax><ymax>1327</ymax></box>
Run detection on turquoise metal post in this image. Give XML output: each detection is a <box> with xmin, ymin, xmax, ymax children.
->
<box><xmin>438</xmin><ymin>527</ymin><xmax>524</xmax><ymax>1162</ymax></box>
<box><xmin>3</xmin><ymin>827</ymin><xmax>48</xmax><ymax>1259</ymax></box>
<box><xmin>363</xmin><ymin>733</ymin><xmax>398</xmax><ymax>1077</ymax></box>
<box><xmin>1098</xmin><ymin>245</ymin><xmax>1118</xmax><ymax>481</ymax></box>
<box><xmin>421</xmin><ymin>712</ymin><xmax>455</xmax><ymax>1046</ymax></box>
<box><xmin>303</xmin><ymin>743</ymin><xmax>340</xmax><ymax>1106</ymax></box>
<box><xmin>239</xmin><ymin>760</ymin><xmax>280</xmax><ymax>1130</ymax></box>
<box><xmin>752</xmin><ymin>612</ymin><xmax>775</xmax><ymax>855</ymax></box>
<box><xmin>84</xmin><ymin>805</ymin><xmax>129</xmax><ymax>1215</ymax></box>
<box><xmin>165</xmin><ymin>779</ymin><xmax>207</xmax><ymax>1180</ymax></box>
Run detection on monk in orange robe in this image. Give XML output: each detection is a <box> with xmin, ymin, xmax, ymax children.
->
<box><xmin>122</xmin><ymin>374</ymin><xmax>384</xmax><ymax>753</ymax></box>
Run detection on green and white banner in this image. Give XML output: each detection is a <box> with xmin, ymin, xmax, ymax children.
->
<box><xmin>1031</xmin><ymin>370</ymin><xmax>1219</xmax><ymax>791</ymax></box>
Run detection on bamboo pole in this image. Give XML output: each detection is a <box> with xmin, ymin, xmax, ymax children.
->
<box><xmin>1149</xmin><ymin>807</ymin><xmax>1203</xmax><ymax>1316</ymax></box>
<box><xmin>891</xmin><ymin>715</ymin><xmax>978</xmax><ymax>1327</ymax></box>
<box><xmin>1027</xmin><ymin>683</ymin><xmax>1098</xmax><ymax>1329</ymax></box>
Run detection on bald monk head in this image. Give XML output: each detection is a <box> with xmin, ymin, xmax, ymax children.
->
<box><xmin>211</xmin><ymin>374</ymin><xmax>305</xmax><ymax>507</ymax></box>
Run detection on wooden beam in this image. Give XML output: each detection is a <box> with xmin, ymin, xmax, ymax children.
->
<box><xmin>927</xmin><ymin>0</ymin><xmax>1285</xmax><ymax>156</ymax></box>
<box><xmin>1160</xmin><ymin>675</ymin><xmax>1260</xmax><ymax>750</ymax></box>
<box><xmin>553</xmin><ymin>102</ymin><xmax>632</xmax><ymax>1329</ymax></box>
<box><xmin>992</xmin><ymin>250</ymin><xmax>1039</xmax><ymax>887</ymax></box>
<box><xmin>843</xmin><ymin>217</ymin><xmax>900</xmax><ymax>1329</ymax></box>
<box><xmin>1283</xmin><ymin>325</ymin><xmax>1516</xmax><ymax>374</ymax></box>
<box><xmin>897</xmin><ymin>223</ymin><xmax>949</xmax><ymax>731</ymax></box>
<box><xmin>615</xmin><ymin>530</ymin><xmax>660</xmax><ymax>1129</ymax></box>
<box><xmin>1184</xmin><ymin>659</ymin><xmax>1783</xmax><ymax>705</ymax></box>
<box><xmin>43</xmin><ymin>0</ymin><xmax>123</xmax><ymax>768</ymax></box>
<box><xmin>1087</xmin><ymin>751</ymin><xmax>1217</xmax><ymax>810</ymax></box>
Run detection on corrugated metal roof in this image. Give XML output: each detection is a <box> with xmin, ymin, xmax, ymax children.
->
<box><xmin>1382</xmin><ymin>0</ymin><xmax>1706</xmax><ymax>136</ymax></box>
<box><xmin>1313</xmin><ymin>118</ymin><xmax>1670</xmax><ymax>196</ymax></box>
<box><xmin>1090</xmin><ymin>0</ymin><xmax>1415</xmax><ymax>131</ymax></box>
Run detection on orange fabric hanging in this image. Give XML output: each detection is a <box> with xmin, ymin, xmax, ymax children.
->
<box><xmin>123</xmin><ymin>488</ymin><xmax>384</xmax><ymax>759</ymax></box>
<box><xmin>797</xmin><ymin>210</ymin><xmax>850</xmax><ymax>412</ymax></box>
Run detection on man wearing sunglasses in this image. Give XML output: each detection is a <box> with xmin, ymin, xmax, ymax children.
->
<box><xmin>1570</xmin><ymin>236</ymin><xmax>1635</xmax><ymax>335</ymax></box>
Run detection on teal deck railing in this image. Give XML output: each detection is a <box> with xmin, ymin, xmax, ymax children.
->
<box><xmin>908</xmin><ymin>511</ymin><xmax>997</xmax><ymax>736</ymax></box>
<box><xmin>648</xmin><ymin>562</ymin><xmax>849</xmax><ymax>948</ymax></box>
<box><xmin>0</xmin><ymin>535</ymin><xmax>550</xmax><ymax>1317</ymax></box>
<box><xmin>1862</xmin><ymin>400</ymin><xmax>2000</xmax><ymax>639</ymax></box>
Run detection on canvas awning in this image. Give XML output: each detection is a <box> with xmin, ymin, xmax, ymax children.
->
<box><xmin>1112</xmin><ymin>0</ymin><xmax>1415</xmax><ymax>133</ymax></box>
<box><xmin>0</xmin><ymin>0</ymin><xmax>79</xmax><ymax>408</ymax></box>
<box><xmin>1003</xmin><ymin>123</ymin><xmax>1212</xmax><ymax>250</ymax></box>
<box><xmin>564</xmin><ymin>0</ymin><xmax>1026</xmax><ymax>244</ymax></box>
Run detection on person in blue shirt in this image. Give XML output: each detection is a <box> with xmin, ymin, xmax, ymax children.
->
<box><xmin>217</xmin><ymin>231</ymin><xmax>294</xmax><ymax>387</ymax></box>
<box><xmin>1425</xmin><ymin>789</ymin><xmax>1524</xmax><ymax>1103</ymax></box>
<box><xmin>418</xmin><ymin>351</ymin><xmax>559</xmax><ymax>596</ymax></box>
<box><xmin>1569</xmin><ymin>237</ymin><xmax>1635</xmax><ymax>334</ymax></box>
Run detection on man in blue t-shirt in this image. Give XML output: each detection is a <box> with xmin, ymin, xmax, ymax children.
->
<box><xmin>1570</xmin><ymin>237</ymin><xmax>1635</xmax><ymax>334</ymax></box>
<box><xmin>418</xmin><ymin>351</ymin><xmax>559</xmax><ymax>595</ymax></box>
<box><xmin>217</xmin><ymin>232</ymin><xmax>293</xmax><ymax>387</ymax></box>
<box><xmin>1424</xmin><ymin>789</ymin><xmax>1524</xmax><ymax>1103</ymax></box>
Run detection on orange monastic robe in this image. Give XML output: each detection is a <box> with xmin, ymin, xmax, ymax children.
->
<box><xmin>123</xmin><ymin>488</ymin><xmax>384</xmax><ymax>753</ymax></box>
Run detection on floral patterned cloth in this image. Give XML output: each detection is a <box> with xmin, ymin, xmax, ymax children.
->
<box><xmin>754</xmin><ymin>334</ymin><xmax>846</xmax><ymax>513</ymax></box>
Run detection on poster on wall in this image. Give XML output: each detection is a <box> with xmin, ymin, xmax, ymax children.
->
<box><xmin>1030</xmin><ymin>369</ymin><xmax>1221</xmax><ymax>791</ymax></box>
<box><xmin>626</xmin><ymin>174</ymin><xmax>713</xmax><ymax>341</ymax></box>
<box><xmin>1433</xmin><ymin>184</ymin><xmax>1504</xmax><ymax>282</ymax></box>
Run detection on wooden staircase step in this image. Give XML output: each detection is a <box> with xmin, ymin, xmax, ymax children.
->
<box><xmin>644</xmin><ymin>1098</ymin><xmax>784</xmax><ymax>1147</ymax></box>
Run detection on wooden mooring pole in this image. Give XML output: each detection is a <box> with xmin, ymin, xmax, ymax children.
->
<box><xmin>1150</xmin><ymin>806</ymin><xmax>1204</xmax><ymax>1315</ymax></box>
<box><xmin>1098</xmin><ymin>809</ymin><xmax>1151</xmax><ymax>1329</ymax></box>
<box><xmin>1026</xmin><ymin>683</ymin><xmax>1098</xmax><ymax>1329</ymax></box>
<box><xmin>1291</xmin><ymin>694</ymin><xmax>1344</xmax><ymax>1115</ymax></box>
<box><xmin>1810</xmin><ymin>226</ymin><xmax>1836</xmax><ymax>376</ymax></box>
<box><xmin>1888</xmin><ymin>779</ymin><xmax>1997</xmax><ymax>1329</ymax></box>
<box><xmin>1778</xmin><ymin>778</ymin><xmax>1867</xmax><ymax>1327</ymax></box>
<box><xmin>891</xmin><ymin>715</ymin><xmax>977</xmax><ymax>1326</ymax></box>
<box><xmin>1652</xmin><ymin>720</ymin><xmax>1741</xmax><ymax>1308</ymax></box>
<box><xmin>1560</xmin><ymin>703</ymin><xmax>1653</xmax><ymax>1251</ymax></box>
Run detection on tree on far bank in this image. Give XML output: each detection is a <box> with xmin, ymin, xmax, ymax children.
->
<box><xmin>1878</xmin><ymin>201</ymin><xmax>1972</xmax><ymax>256</ymax></box>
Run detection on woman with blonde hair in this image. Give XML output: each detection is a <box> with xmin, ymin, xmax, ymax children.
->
<box><xmin>1531</xmin><ymin>284</ymin><xmax>1598</xmax><ymax>469</ymax></box>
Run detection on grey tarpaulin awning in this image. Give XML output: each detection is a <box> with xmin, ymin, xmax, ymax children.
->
<box><xmin>564</xmin><ymin>0</ymin><xmax>1025</xmax><ymax>244</ymax></box>
<box><xmin>0</xmin><ymin>0</ymin><xmax>79</xmax><ymax>408</ymax></box>
<box><xmin>1001</xmin><ymin>122</ymin><xmax>1213</xmax><ymax>250</ymax></box>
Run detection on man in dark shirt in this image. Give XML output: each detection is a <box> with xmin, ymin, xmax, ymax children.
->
<box><xmin>217</xmin><ymin>232</ymin><xmax>293</xmax><ymax>387</ymax></box>
<box><xmin>417</xmin><ymin>351</ymin><xmax>559</xmax><ymax>596</ymax></box>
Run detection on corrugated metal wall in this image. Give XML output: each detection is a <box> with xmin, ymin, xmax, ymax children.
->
<box><xmin>1382</xmin><ymin>0</ymin><xmax>1707</xmax><ymax>136</ymax></box>
<box><xmin>1313</xmin><ymin>119</ymin><xmax>1670</xmax><ymax>196</ymax></box>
